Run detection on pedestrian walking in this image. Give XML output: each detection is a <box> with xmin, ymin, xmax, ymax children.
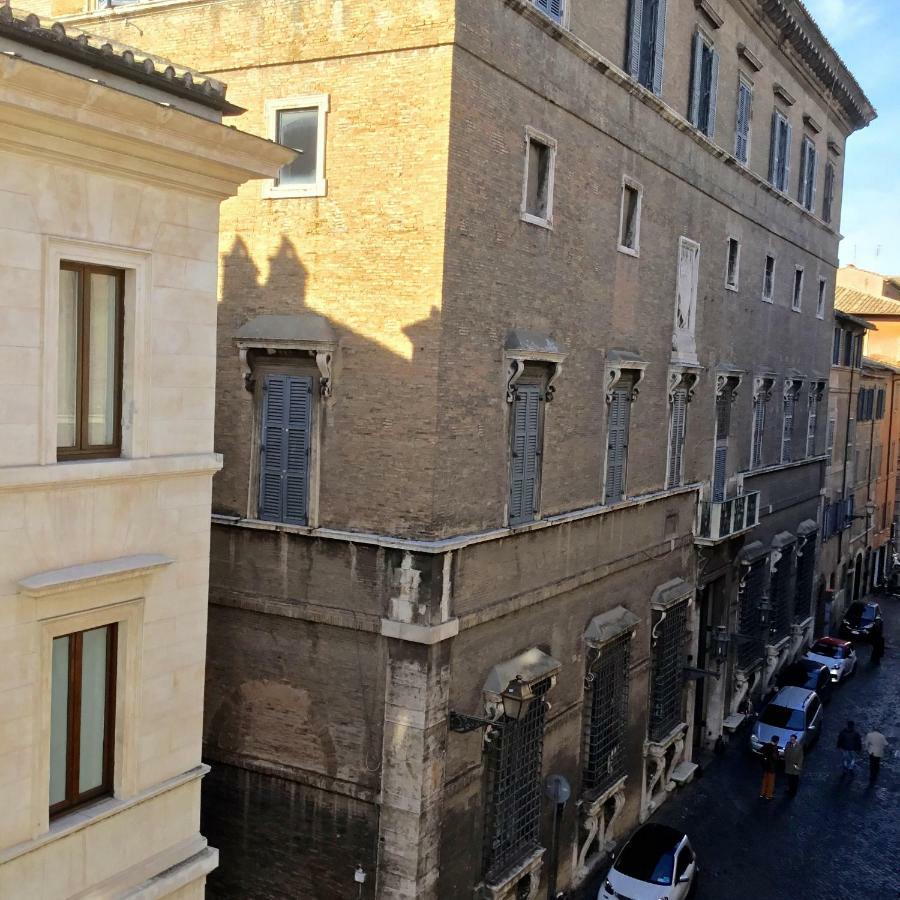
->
<box><xmin>837</xmin><ymin>720</ymin><xmax>862</xmax><ymax>773</ymax></box>
<box><xmin>759</xmin><ymin>735</ymin><xmax>779</xmax><ymax>799</ymax></box>
<box><xmin>870</xmin><ymin>632</ymin><xmax>885</xmax><ymax>666</ymax></box>
<box><xmin>784</xmin><ymin>734</ymin><xmax>804</xmax><ymax>797</ymax></box>
<box><xmin>864</xmin><ymin>728</ymin><xmax>888</xmax><ymax>783</ymax></box>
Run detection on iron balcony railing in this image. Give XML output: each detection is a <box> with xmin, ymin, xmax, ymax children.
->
<box><xmin>695</xmin><ymin>491</ymin><xmax>760</xmax><ymax>543</ymax></box>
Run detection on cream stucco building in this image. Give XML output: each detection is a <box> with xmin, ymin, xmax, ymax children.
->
<box><xmin>0</xmin><ymin>9</ymin><xmax>290</xmax><ymax>897</ymax></box>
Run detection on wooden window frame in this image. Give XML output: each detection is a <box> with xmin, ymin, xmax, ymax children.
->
<box><xmin>49</xmin><ymin>624</ymin><xmax>118</xmax><ymax>819</ymax></box>
<box><xmin>57</xmin><ymin>262</ymin><xmax>125</xmax><ymax>461</ymax></box>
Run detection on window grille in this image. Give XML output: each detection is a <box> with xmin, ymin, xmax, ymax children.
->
<box><xmin>781</xmin><ymin>396</ymin><xmax>795</xmax><ymax>463</ymax></box>
<box><xmin>794</xmin><ymin>534</ymin><xmax>817</xmax><ymax>623</ymax></box>
<box><xmin>483</xmin><ymin>679</ymin><xmax>550</xmax><ymax>882</ymax></box>
<box><xmin>751</xmin><ymin>397</ymin><xmax>766</xmax><ymax>469</ymax></box>
<box><xmin>737</xmin><ymin>559</ymin><xmax>766</xmax><ymax>670</ymax></box>
<box><xmin>769</xmin><ymin>545</ymin><xmax>794</xmax><ymax>641</ymax></box>
<box><xmin>649</xmin><ymin>600</ymin><xmax>689</xmax><ymax>742</ymax></box>
<box><xmin>582</xmin><ymin>632</ymin><xmax>632</xmax><ymax>797</ymax></box>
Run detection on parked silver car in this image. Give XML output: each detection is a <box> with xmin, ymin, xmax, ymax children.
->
<box><xmin>750</xmin><ymin>686</ymin><xmax>823</xmax><ymax>756</ymax></box>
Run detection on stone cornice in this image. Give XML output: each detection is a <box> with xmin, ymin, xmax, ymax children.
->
<box><xmin>0</xmin><ymin>53</ymin><xmax>292</xmax><ymax>197</ymax></box>
<box><xmin>748</xmin><ymin>0</ymin><xmax>875</xmax><ymax>131</ymax></box>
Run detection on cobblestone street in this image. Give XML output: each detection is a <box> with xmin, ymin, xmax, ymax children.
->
<box><xmin>581</xmin><ymin>597</ymin><xmax>900</xmax><ymax>900</ymax></box>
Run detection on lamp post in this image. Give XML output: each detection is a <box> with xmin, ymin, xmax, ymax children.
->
<box><xmin>544</xmin><ymin>774</ymin><xmax>571</xmax><ymax>900</ymax></box>
<box><xmin>447</xmin><ymin>676</ymin><xmax>534</xmax><ymax>733</ymax></box>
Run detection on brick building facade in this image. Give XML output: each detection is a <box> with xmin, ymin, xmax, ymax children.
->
<box><xmin>26</xmin><ymin>0</ymin><xmax>874</xmax><ymax>896</ymax></box>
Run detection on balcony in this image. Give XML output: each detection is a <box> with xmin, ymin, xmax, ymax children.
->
<box><xmin>695</xmin><ymin>492</ymin><xmax>760</xmax><ymax>544</ymax></box>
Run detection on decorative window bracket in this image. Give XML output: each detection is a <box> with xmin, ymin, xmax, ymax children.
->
<box><xmin>752</xmin><ymin>373</ymin><xmax>776</xmax><ymax>402</ymax></box>
<box><xmin>783</xmin><ymin>375</ymin><xmax>803</xmax><ymax>402</ymax></box>
<box><xmin>504</xmin><ymin>329</ymin><xmax>567</xmax><ymax>402</ymax></box>
<box><xmin>234</xmin><ymin>314</ymin><xmax>337</xmax><ymax>398</ymax></box>
<box><xmin>605</xmin><ymin>350</ymin><xmax>648</xmax><ymax>404</ymax></box>
<box><xmin>715</xmin><ymin>368</ymin><xmax>743</xmax><ymax>403</ymax></box>
<box><xmin>667</xmin><ymin>367</ymin><xmax>701</xmax><ymax>403</ymax></box>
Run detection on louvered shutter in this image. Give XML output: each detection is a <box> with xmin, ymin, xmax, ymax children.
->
<box><xmin>823</xmin><ymin>163</ymin><xmax>834</xmax><ymax>223</ymax></box>
<box><xmin>689</xmin><ymin>32</ymin><xmax>703</xmax><ymax>127</ymax></box>
<box><xmin>605</xmin><ymin>389</ymin><xmax>631</xmax><ymax>504</ymax></box>
<box><xmin>667</xmin><ymin>389</ymin><xmax>687</xmax><ymax>488</ymax></box>
<box><xmin>712</xmin><ymin>395</ymin><xmax>730</xmax><ymax>502</ymax></box>
<box><xmin>808</xmin><ymin>145</ymin><xmax>817</xmax><ymax>210</ymax></box>
<box><xmin>806</xmin><ymin>398</ymin><xmax>817</xmax><ymax>457</ymax></box>
<box><xmin>259</xmin><ymin>373</ymin><xmax>311</xmax><ymax>525</ymax></box>
<box><xmin>856</xmin><ymin>389</ymin><xmax>864</xmax><ymax>420</ymax></box>
<box><xmin>284</xmin><ymin>376</ymin><xmax>312</xmax><ymax>524</ymax></box>
<box><xmin>783</xmin><ymin>122</ymin><xmax>792</xmax><ymax>193</ymax></box>
<box><xmin>509</xmin><ymin>383</ymin><xmax>542</xmax><ymax>525</ymax></box>
<box><xmin>768</xmin><ymin>112</ymin><xmax>780</xmax><ymax>185</ymax></box>
<box><xmin>797</xmin><ymin>140</ymin><xmax>808</xmax><ymax>204</ymax></box>
<box><xmin>706</xmin><ymin>49</ymin><xmax>719</xmax><ymax>138</ymax></box>
<box><xmin>652</xmin><ymin>0</ymin><xmax>667</xmax><ymax>95</ymax></box>
<box><xmin>781</xmin><ymin>397</ymin><xmax>794</xmax><ymax>463</ymax></box>
<box><xmin>627</xmin><ymin>0</ymin><xmax>644</xmax><ymax>80</ymax></box>
<box><xmin>735</xmin><ymin>83</ymin><xmax>750</xmax><ymax>162</ymax></box>
<box><xmin>548</xmin><ymin>0</ymin><xmax>563</xmax><ymax>22</ymax></box>
<box><xmin>752</xmin><ymin>398</ymin><xmax>766</xmax><ymax>469</ymax></box>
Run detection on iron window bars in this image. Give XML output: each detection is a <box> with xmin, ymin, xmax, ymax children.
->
<box><xmin>736</xmin><ymin>558</ymin><xmax>766</xmax><ymax>671</ymax></box>
<box><xmin>582</xmin><ymin>631</ymin><xmax>632</xmax><ymax>798</ymax></box>
<box><xmin>769</xmin><ymin>545</ymin><xmax>795</xmax><ymax>641</ymax></box>
<box><xmin>649</xmin><ymin>600</ymin><xmax>689</xmax><ymax>742</ymax></box>
<box><xmin>483</xmin><ymin>678</ymin><xmax>551</xmax><ymax>883</ymax></box>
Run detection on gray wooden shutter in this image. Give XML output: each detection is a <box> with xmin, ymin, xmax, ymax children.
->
<box><xmin>781</xmin><ymin>396</ymin><xmax>794</xmax><ymax>463</ymax></box>
<box><xmin>797</xmin><ymin>140</ymin><xmax>808</xmax><ymax>203</ymax></box>
<box><xmin>605</xmin><ymin>389</ymin><xmax>631</xmax><ymax>504</ymax></box>
<box><xmin>706</xmin><ymin>49</ymin><xmax>719</xmax><ymax>138</ymax></box>
<box><xmin>652</xmin><ymin>0</ymin><xmax>667</xmax><ymax>95</ymax></box>
<box><xmin>808</xmin><ymin>145</ymin><xmax>817</xmax><ymax>210</ymax></box>
<box><xmin>768</xmin><ymin>111</ymin><xmax>780</xmax><ymax>185</ymax></box>
<box><xmin>823</xmin><ymin>163</ymin><xmax>834</xmax><ymax>222</ymax></box>
<box><xmin>735</xmin><ymin>83</ymin><xmax>750</xmax><ymax>162</ymax></box>
<box><xmin>689</xmin><ymin>32</ymin><xmax>703</xmax><ymax>127</ymax></box>
<box><xmin>667</xmin><ymin>389</ymin><xmax>687</xmax><ymax>488</ymax></box>
<box><xmin>509</xmin><ymin>383</ymin><xmax>542</xmax><ymax>525</ymax></box>
<box><xmin>712</xmin><ymin>395</ymin><xmax>730</xmax><ymax>502</ymax></box>
<box><xmin>259</xmin><ymin>373</ymin><xmax>311</xmax><ymax>525</ymax></box>
<box><xmin>806</xmin><ymin>397</ymin><xmax>817</xmax><ymax>457</ymax></box>
<box><xmin>627</xmin><ymin>0</ymin><xmax>644</xmax><ymax>80</ymax></box>
<box><xmin>752</xmin><ymin>398</ymin><xmax>765</xmax><ymax>469</ymax></box>
<box><xmin>783</xmin><ymin>121</ymin><xmax>792</xmax><ymax>192</ymax></box>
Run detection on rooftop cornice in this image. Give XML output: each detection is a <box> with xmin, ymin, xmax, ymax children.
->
<box><xmin>0</xmin><ymin>4</ymin><xmax>241</xmax><ymax>115</ymax></box>
<box><xmin>752</xmin><ymin>0</ymin><xmax>876</xmax><ymax>132</ymax></box>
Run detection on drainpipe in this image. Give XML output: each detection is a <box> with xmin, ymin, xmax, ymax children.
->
<box><xmin>836</xmin><ymin>347</ymin><xmax>855</xmax><ymax>587</ymax></box>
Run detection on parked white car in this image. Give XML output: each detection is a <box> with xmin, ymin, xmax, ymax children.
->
<box><xmin>599</xmin><ymin>823</ymin><xmax>697</xmax><ymax>900</ymax></box>
<box><xmin>804</xmin><ymin>637</ymin><xmax>857</xmax><ymax>682</ymax></box>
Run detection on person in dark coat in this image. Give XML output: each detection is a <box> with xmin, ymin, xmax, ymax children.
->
<box><xmin>837</xmin><ymin>720</ymin><xmax>862</xmax><ymax>772</ymax></box>
<box><xmin>759</xmin><ymin>735</ymin><xmax>779</xmax><ymax>799</ymax></box>
<box><xmin>783</xmin><ymin>734</ymin><xmax>804</xmax><ymax>797</ymax></box>
<box><xmin>871</xmin><ymin>632</ymin><xmax>885</xmax><ymax>665</ymax></box>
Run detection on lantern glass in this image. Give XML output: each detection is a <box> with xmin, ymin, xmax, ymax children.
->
<box><xmin>501</xmin><ymin>676</ymin><xmax>533</xmax><ymax>722</ymax></box>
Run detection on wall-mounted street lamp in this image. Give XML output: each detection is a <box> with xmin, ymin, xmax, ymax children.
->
<box><xmin>448</xmin><ymin>676</ymin><xmax>534</xmax><ymax>733</ymax></box>
<box><xmin>711</xmin><ymin>625</ymin><xmax>730</xmax><ymax>661</ymax></box>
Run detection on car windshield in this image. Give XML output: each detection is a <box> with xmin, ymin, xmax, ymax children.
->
<box><xmin>810</xmin><ymin>643</ymin><xmax>843</xmax><ymax>659</ymax></box>
<box><xmin>616</xmin><ymin>840</ymin><xmax>676</xmax><ymax>886</ymax></box>
<box><xmin>760</xmin><ymin>704</ymin><xmax>806</xmax><ymax>730</ymax></box>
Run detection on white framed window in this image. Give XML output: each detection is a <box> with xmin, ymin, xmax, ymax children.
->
<box><xmin>769</xmin><ymin>110</ymin><xmax>791</xmax><ymax>193</ymax></box>
<box><xmin>530</xmin><ymin>0</ymin><xmax>565</xmax><ymax>25</ymax></box>
<box><xmin>618</xmin><ymin>177</ymin><xmax>642</xmax><ymax>256</ymax></box>
<box><xmin>263</xmin><ymin>94</ymin><xmax>329</xmax><ymax>199</ymax></box>
<box><xmin>689</xmin><ymin>30</ymin><xmax>719</xmax><ymax>139</ymax></box>
<box><xmin>734</xmin><ymin>77</ymin><xmax>752</xmax><ymax>164</ymax></box>
<box><xmin>798</xmin><ymin>136</ymin><xmax>817</xmax><ymax>211</ymax></box>
<box><xmin>520</xmin><ymin>127</ymin><xmax>557</xmax><ymax>228</ymax></box>
<box><xmin>816</xmin><ymin>277</ymin><xmax>827</xmax><ymax>319</ymax></box>
<box><xmin>792</xmin><ymin>266</ymin><xmax>804</xmax><ymax>312</ymax></box>
<box><xmin>762</xmin><ymin>253</ymin><xmax>775</xmax><ymax>303</ymax></box>
<box><xmin>725</xmin><ymin>237</ymin><xmax>740</xmax><ymax>291</ymax></box>
<box><xmin>627</xmin><ymin>0</ymin><xmax>668</xmax><ymax>95</ymax></box>
<box><xmin>806</xmin><ymin>389</ymin><xmax>818</xmax><ymax>458</ymax></box>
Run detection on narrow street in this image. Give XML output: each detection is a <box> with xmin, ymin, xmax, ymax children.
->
<box><xmin>582</xmin><ymin>598</ymin><xmax>900</xmax><ymax>900</ymax></box>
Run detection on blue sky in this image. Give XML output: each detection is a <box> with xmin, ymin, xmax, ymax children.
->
<box><xmin>803</xmin><ymin>0</ymin><xmax>900</xmax><ymax>275</ymax></box>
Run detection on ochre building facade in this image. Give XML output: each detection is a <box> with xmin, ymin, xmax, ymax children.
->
<box><xmin>27</xmin><ymin>0</ymin><xmax>874</xmax><ymax>897</ymax></box>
